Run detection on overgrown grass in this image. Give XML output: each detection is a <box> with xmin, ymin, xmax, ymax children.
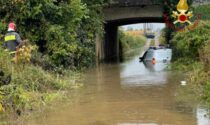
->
<box><xmin>181</xmin><ymin>60</ymin><xmax>210</xmax><ymax>106</ymax></box>
<box><xmin>194</xmin><ymin>4</ymin><xmax>210</xmax><ymax>20</ymax></box>
<box><xmin>171</xmin><ymin>5</ymin><xmax>210</xmax><ymax>106</ymax></box>
<box><xmin>0</xmin><ymin>47</ymin><xmax>83</xmax><ymax>124</ymax></box>
<box><xmin>171</xmin><ymin>23</ymin><xmax>210</xmax><ymax>107</ymax></box>
<box><xmin>171</xmin><ymin>21</ymin><xmax>210</xmax><ymax>60</ymax></box>
<box><xmin>172</xmin><ymin>5</ymin><xmax>210</xmax><ymax>108</ymax></box>
<box><xmin>118</xmin><ymin>29</ymin><xmax>147</xmax><ymax>59</ymax></box>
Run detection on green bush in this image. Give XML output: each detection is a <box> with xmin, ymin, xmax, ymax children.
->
<box><xmin>194</xmin><ymin>4</ymin><xmax>210</xmax><ymax>20</ymax></box>
<box><xmin>118</xmin><ymin>29</ymin><xmax>146</xmax><ymax>53</ymax></box>
<box><xmin>171</xmin><ymin>21</ymin><xmax>210</xmax><ymax>60</ymax></box>
<box><xmin>0</xmin><ymin>0</ymin><xmax>108</xmax><ymax>69</ymax></box>
<box><xmin>199</xmin><ymin>40</ymin><xmax>210</xmax><ymax>106</ymax></box>
<box><xmin>203</xmin><ymin>81</ymin><xmax>210</xmax><ymax>107</ymax></box>
<box><xmin>0</xmin><ymin>47</ymin><xmax>82</xmax><ymax>116</ymax></box>
<box><xmin>199</xmin><ymin>40</ymin><xmax>210</xmax><ymax>71</ymax></box>
<box><xmin>172</xmin><ymin>30</ymin><xmax>210</xmax><ymax>107</ymax></box>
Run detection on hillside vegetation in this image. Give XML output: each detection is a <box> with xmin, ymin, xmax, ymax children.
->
<box><xmin>0</xmin><ymin>47</ymin><xmax>83</xmax><ymax>124</ymax></box>
<box><xmin>0</xmin><ymin>0</ymin><xmax>111</xmax><ymax>122</ymax></box>
<box><xmin>171</xmin><ymin>20</ymin><xmax>210</xmax><ymax>106</ymax></box>
<box><xmin>0</xmin><ymin>0</ymin><xmax>112</xmax><ymax>69</ymax></box>
<box><xmin>118</xmin><ymin>29</ymin><xmax>147</xmax><ymax>58</ymax></box>
<box><xmin>194</xmin><ymin>4</ymin><xmax>210</xmax><ymax>20</ymax></box>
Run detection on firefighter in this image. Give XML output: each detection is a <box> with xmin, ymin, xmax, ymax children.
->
<box><xmin>4</xmin><ymin>22</ymin><xmax>22</xmax><ymax>51</ymax></box>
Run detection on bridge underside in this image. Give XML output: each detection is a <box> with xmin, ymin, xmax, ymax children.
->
<box><xmin>96</xmin><ymin>5</ymin><xmax>165</xmax><ymax>62</ymax></box>
<box><xmin>103</xmin><ymin>5</ymin><xmax>163</xmax><ymax>22</ymax></box>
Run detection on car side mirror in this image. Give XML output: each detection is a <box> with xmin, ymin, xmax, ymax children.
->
<box><xmin>139</xmin><ymin>57</ymin><xmax>143</xmax><ymax>62</ymax></box>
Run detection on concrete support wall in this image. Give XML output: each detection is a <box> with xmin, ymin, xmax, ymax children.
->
<box><xmin>95</xmin><ymin>34</ymin><xmax>104</xmax><ymax>64</ymax></box>
<box><xmin>95</xmin><ymin>23</ymin><xmax>120</xmax><ymax>63</ymax></box>
<box><xmin>95</xmin><ymin>5</ymin><xmax>164</xmax><ymax>63</ymax></box>
<box><xmin>103</xmin><ymin>5</ymin><xmax>163</xmax><ymax>21</ymax></box>
<box><xmin>104</xmin><ymin>23</ymin><xmax>119</xmax><ymax>62</ymax></box>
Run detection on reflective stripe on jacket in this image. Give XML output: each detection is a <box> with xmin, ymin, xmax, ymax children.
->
<box><xmin>4</xmin><ymin>31</ymin><xmax>21</xmax><ymax>51</ymax></box>
<box><xmin>5</xmin><ymin>35</ymin><xmax>16</xmax><ymax>42</ymax></box>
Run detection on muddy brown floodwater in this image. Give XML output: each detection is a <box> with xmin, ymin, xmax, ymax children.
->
<box><xmin>28</xmin><ymin>55</ymin><xmax>210</xmax><ymax>125</ymax></box>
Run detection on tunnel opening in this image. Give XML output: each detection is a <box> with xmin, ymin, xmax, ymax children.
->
<box><xmin>101</xmin><ymin>3</ymin><xmax>167</xmax><ymax>62</ymax></box>
<box><xmin>118</xmin><ymin>23</ymin><xmax>166</xmax><ymax>62</ymax></box>
<box><xmin>103</xmin><ymin>19</ymin><xmax>167</xmax><ymax>63</ymax></box>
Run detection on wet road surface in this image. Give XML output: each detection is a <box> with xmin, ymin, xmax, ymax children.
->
<box><xmin>28</xmin><ymin>55</ymin><xmax>210</xmax><ymax>125</ymax></box>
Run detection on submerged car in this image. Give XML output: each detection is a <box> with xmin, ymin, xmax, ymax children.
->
<box><xmin>139</xmin><ymin>46</ymin><xmax>172</xmax><ymax>63</ymax></box>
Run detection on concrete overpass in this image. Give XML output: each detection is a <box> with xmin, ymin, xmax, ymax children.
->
<box><xmin>96</xmin><ymin>0</ymin><xmax>165</xmax><ymax>62</ymax></box>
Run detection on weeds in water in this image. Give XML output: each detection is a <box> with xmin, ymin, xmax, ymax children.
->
<box><xmin>0</xmin><ymin>46</ymin><xmax>83</xmax><ymax>122</ymax></box>
<box><xmin>173</xmin><ymin>40</ymin><xmax>210</xmax><ymax>107</ymax></box>
<box><xmin>0</xmin><ymin>93</ymin><xmax>4</xmax><ymax>112</ymax></box>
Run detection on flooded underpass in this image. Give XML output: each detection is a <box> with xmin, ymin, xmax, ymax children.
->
<box><xmin>28</xmin><ymin>54</ymin><xmax>210</xmax><ymax>125</ymax></box>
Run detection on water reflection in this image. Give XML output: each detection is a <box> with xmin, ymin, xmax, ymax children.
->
<box><xmin>118</xmin><ymin>123</ymin><xmax>157</xmax><ymax>125</ymax></box>
<box><xmin>197</xmin><ymin>107</ymin><xmax>210</xmax><ymax>125</ymax></box>
<box><xmin>27</xmin><ymin>55</ymin><xmax>210</xmax><ymax>125</ymax></box>
<box><xmin>117</xmin><ymin>107</ymin><xmax>210</xmax><ymax>125</ymax></box>
<box><xmin>143</xmin><ymin>61</ymin><xmax>170</xmax><ymax>72</ymax></box>
<box><xmin>120</xmin><ymin>57</ymin><xmax>169</xmax><ymax>87</ymax></box>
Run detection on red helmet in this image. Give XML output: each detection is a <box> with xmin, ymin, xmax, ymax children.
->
<box><xmin>8</xmin><ymin>22</ymin><xmax>16</xmax><ymax>31</ymax></box>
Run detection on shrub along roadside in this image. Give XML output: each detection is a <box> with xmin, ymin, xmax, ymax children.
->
<box><xmin>0</xmin><ymin>47</ymin><xmax>83</xmax><ymax>124</ymax></box>
<box><xmin>171</xmin><ymin>21</ymin><xmax>210</xmax><ymax>61</ymax></box>
<box><xmin>193</xmin><ymin>4</ymin><xmax>210</xmax><ymax>21</ymax></box>
<box><xmin>171</xmin><ymin>21</ymin><xmax>210</xmax><ymax>107</ymax></box>
<box><xmin>0</xmin><ymin>0</ymin><xmax>110</xmax><ymax>123</ymax></box>
<box><xmin>118</xmin><ymin>29</ymin><xmax>147</xmax><ymax>58</ymax></box>
<box><xmin>0</xmin><ymin>0</ymin><xmax>111</xmax><ymax>70</ymax></box>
